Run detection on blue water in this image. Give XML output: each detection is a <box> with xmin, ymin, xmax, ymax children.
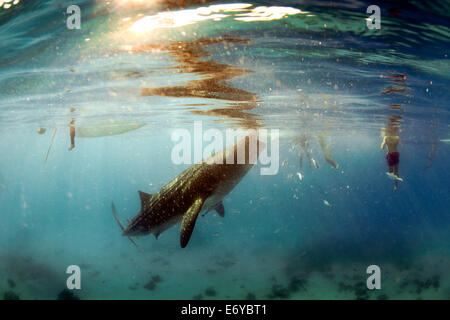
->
<box><xmin>0</xmin><ymin>0</ymin><xmax>449</xmax><ymax>300</ymax></box>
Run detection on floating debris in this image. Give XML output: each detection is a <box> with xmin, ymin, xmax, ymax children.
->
<box><xmin>151</xmin><ymin>275</ymin><xmax>162</xmax><ymax>283</ymax></box>
<box><xmin>323</xmin><ymin>200</ymin><xmax>331</xmax><ymax>207</ymax></box>
<box><xmin>296</xmin><ymin>172</ymin><xmax>303</xmax><ymax>182</ymax></box>
<box><xmin>76</xmin><ymin>120</ymin><xmax>145</xmax><ymax>138</ymax></box>
<box><xmin>312</xmin><ymin>159</ymin><xmax>319</xmax><ymax>169</ymax></box>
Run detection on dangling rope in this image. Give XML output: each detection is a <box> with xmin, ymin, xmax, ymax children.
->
<box><xmin>45</xmin><ymin>128</ymin><xmax>58</xmax><ymax>162</ymax></box>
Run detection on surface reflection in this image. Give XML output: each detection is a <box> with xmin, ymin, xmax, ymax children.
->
<box><xmin>131</xmin><ymin>37</ymin><xmax>261</xmax><ymax>128</ymax></box>
<box><xmin>112</xmin><ymin>0</ymin><xmax>214</xmax><ymax>11</ymax></box>
<box><xmin>128</xmin><ymin>3</ymin><xmax>307</xmax><ymax>32</ymax></box>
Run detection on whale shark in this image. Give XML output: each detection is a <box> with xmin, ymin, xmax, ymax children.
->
<box><xmin>112</xmin><ymin>133</ymin><xmax>266</xmax><ymax>248</ymax></box>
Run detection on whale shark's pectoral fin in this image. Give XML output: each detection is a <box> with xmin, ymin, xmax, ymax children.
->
<box><xmin>214</xmin><ymin>201</ymin><xmax>225</xmax><ymax>218</ymax></box>
<box><xmin>138</xmin><ymin>191</ymin><xmax>153</xmax><ymax>208</ymax></box>
<box><xmin>180</xmin><ymin>198</ymin><xmax>204</xmax><ymax>248</ymax></box>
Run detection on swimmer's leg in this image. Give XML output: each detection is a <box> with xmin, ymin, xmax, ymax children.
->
<box><xmin>68</xmin><ymin>120</ymin><xmax>75</xmax><ymax>151</ymax></box>
<box><xmin>306</xmin><ymin>152</ymin><xmax>313</xmax><ymax>169</ymax></box>
<box><xmin>394</xmin><ymin>165</ymin><xmax>403</xmax><ymax>182</ymax></box>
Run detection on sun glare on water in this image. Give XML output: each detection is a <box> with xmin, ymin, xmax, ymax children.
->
<box><xmin>129</xmin><ymin>3</ymin><xmax>308</xmax><ymax>33</ymax></box>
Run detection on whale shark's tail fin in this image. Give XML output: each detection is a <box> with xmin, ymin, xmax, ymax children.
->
<box><xmin>111</xmin><ymin>202</ymin><xmax>138</xmax><ymax>247</ymax></box>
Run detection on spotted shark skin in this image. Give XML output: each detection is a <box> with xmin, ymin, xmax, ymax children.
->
<box><xmin>113</xmin><ymin>134</ymin><xmax>265</xmax><ymax>248</ymax></box>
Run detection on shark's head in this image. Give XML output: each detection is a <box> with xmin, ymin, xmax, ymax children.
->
<box><xmin>122</xmin><ymin>221</ymin><xmax>148</xmax><ymax>237</ymax></box>
<box><xmin>121</xmin><ymin>191</ymin><xmax>160</xmax><ymax>237</ymax></box>
<box><xmin>122</xmin><ymin>203</ymin><xmax>170</xmax><ymax>239</ymax></box>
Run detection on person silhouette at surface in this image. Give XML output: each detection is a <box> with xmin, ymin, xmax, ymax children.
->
<box><xmin>68</xmin><ymin>108</ymin><xmax>76</xmax><ymax>151</ymax></box>
<box><xmin>381</xmin><ymin>123</ymin><xmax>403</xmax><ymax>190</ymax></box>
<box><xmin>298</xmin><ymin>135</ymin><xmax>319</xmax><ymax>170</ymax></box>
<box><xmin>318</xmin><ymin>133</ymin><xmax>339</xmax><ymax>170</ymax></box>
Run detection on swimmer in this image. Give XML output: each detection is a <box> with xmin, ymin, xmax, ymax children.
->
<box><xmin>318</xmin><ymin>134</ymin><xmax>339</xmax><ymax>170</ymax></box>
<box><xmin>381</xmin><ymin>124</ymin><xmax>403</xmax><ymax>190</ymax></box>
<box><xmin>297</xmin><ymin>135</ymin><xmax>317</xmax><ymax>170</ymax></box>
<box><xmin>68</xmin><ymin>120</ymin><xmax>75</xmax><ymax>150</ymax></box>
<box><xmin>68</xmin><ymin>108</ymin><xmax>76</xmax><ymax>151</ymax></box>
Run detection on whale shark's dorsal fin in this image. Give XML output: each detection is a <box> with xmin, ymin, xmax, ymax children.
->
<box><xmin>180</xmin><ymin>198</ymin><xmax>204</xmax><ymax>248</ymax></box>
<box><xmin>214</xmin><ymin>201</ymin><xmax>225</xmax><ymax>218</ymax></box>
<box><xmin>138</xmin><ymin>191</ymin><xmax>153</xmax><ymax>208</ymax></box>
